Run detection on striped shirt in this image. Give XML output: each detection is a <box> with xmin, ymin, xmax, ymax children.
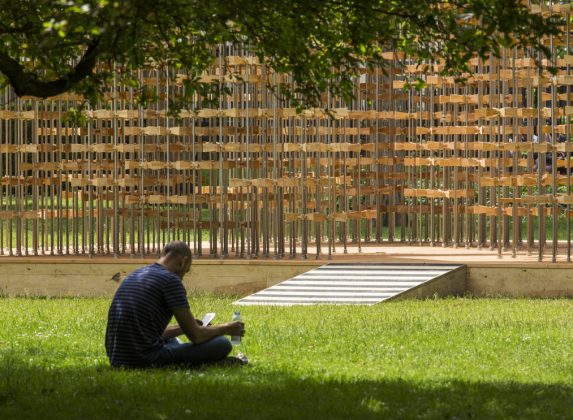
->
<box><xmin>105</xmin><ymin>263</ymin><xmax>189</xmax><ymax>367</ymax></box>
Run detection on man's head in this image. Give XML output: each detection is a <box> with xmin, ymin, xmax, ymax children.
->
<box><xmin>159</xmin><ymin>241</ymin><xmax>192</xmax><ymax>278</ymax></box>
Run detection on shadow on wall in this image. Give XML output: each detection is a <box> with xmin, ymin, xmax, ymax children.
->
<box><xmin>0</xmin><ymin>354</ymin><xmax>570</xmax><ymax>419</ymax></box>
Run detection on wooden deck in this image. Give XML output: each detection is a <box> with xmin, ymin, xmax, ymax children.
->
<box><xmin>2</xmin><ymin>241</ymin><xmax>573</xmax><ymax>265</ymax></box>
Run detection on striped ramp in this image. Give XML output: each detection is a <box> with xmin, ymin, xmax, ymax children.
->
<box><xmin>235</xmin><ymin>263</ymin><xmax>464</xmax><ymax>306</ymax></box>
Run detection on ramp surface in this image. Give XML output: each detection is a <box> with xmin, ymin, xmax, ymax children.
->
<box><xmin>234</xmin><ymin>263</ymin><xmax>464</xmax><ymax>305</ymax></box>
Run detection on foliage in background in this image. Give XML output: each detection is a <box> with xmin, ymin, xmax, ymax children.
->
<box><xmin>0</xmin><ymin>0</ymin><xmax>563</xmax><ymax>110</ymax></box>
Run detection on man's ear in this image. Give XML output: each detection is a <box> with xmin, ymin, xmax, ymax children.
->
<box><xmin>180</xmin><ymin>256</ymin><xmax>190</xmax><ymax>271</ymax></box>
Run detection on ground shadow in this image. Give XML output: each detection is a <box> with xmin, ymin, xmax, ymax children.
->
<box><xmin>0</xmin><ymin>354</ymin><xmax>571</xmax><ymax>419</ymax></box>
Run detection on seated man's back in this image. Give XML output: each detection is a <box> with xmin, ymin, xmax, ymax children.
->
<box><xmin>105</xmin><ymin>262</ymin><xmax>189</xmax><ymax>367</ymax></box>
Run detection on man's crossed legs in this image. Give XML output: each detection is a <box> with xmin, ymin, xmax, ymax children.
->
<box><xmin>153</xmin><ymin>336</ymin><xmax>241</xmax><ymax>368</ymax></box>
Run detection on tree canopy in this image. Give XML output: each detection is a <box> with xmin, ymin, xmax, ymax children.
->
<box><xmin>0</xmin><ymin>0</ymin><xmax>564</xmax><ymax>108</ymax></box>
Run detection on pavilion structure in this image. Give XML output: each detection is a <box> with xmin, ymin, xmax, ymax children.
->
<box><xmin>0</xmin><ymin>3</ymin><xmax>571</xmax><ymax>262</ymax></box>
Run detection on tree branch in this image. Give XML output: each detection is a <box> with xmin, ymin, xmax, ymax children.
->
<box><xmin>0</xmin><ymin>38</ymin><xmax>101</xmax><ymax>98</ymax></box>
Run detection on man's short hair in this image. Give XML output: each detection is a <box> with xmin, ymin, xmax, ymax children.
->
<box><xmin>161</xmin><ymin>241</ymin><xmax>192</xmax><ymax>259</ymax></box>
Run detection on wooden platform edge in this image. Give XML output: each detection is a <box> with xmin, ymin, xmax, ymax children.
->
<box><xmin>2</xmin><ymin>259</ymin><xmax>573</xmax><ymax>299</ymax></box>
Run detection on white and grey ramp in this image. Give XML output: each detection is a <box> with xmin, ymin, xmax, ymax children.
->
<box><xmin>235</xmin><ymin>263</ymin><xmax>465</xmax><ymax>306</ymax></box>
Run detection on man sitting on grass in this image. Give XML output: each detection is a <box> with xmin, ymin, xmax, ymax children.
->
<box><xmin>105</xmin><ymin>241</ymin><xmax>245</xmax><ymax>368</ymax></box>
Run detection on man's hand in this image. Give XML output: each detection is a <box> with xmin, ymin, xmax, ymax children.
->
<box><xmin>224</xmin><ymin>321</ymin><xmax>245</xmax><ymax>337</ymax></box>
<box><xmin>162</xmin><ymin>324</ymin><xmax>183</xmax><ymax>340</ymax></box>
<box><xmin>161</xmin><ymin>318</ymin><xmax>204</xmax><ymax>340</ymax></box>
<box><xmin>172</xmin><ymin>307</ymin><xmax>246</xmax><ymax>344</ymax></box>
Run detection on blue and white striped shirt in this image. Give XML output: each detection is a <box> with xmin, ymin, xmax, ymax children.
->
<box><xmin>105</xmin><ymin>263</ymin><xmax>189</xmax><ymax>367</ymax></box>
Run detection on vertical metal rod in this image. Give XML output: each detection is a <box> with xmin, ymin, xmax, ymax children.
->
<box><xmin>566</xmin><ymin>12</ymin><xmax>571</xmax><ymax>262</ymax></box>
<box><xmin>113</xmin><ymin>65</ymin><xmax>119</xmax><ymax>257</ymax></box>
<box><xmin>537</xmin><ymin>47</ymin><xmax>544</xmax><ymax>262</ymax></box>
<box><xmin>33</xmin><ymin>101</ymin><xmax>39</xmax><ymax>255</ymax></box>
<box><xmin>512</xmin><ymin>47</ymin><xmax>519</xmax><ymax>258</ymax></box>
<box><xmin>327</xmin><ymin>88</ymin><xmax>333</xmax><ymax>259</ymax></box>
<box><xmin>272</xmin><ymin>71</ymin><xmax>279</xmax><ymax>258</ymax></box>
<box><xmin>88</xmin><ymin>104</ymin><xmax>94</xmax><ymax>258</ymax></box>
<box><xmin>549</xmin><ymin>2</ymin><xmax>558</xmax><ymax>262</ymax></box>
<box><xmin>245</xmin><ymin>58</ymin><xmax>252</xmax><ymax>257</ymax></box>
<box><xmin>57</xmin><ymin>100</ymin><xmax>63</xmax><ymax>255</ymax></box>
<box><xmin>0</xmin><ymin>93</ymin><xmax>4</xmax><ymax>256</ymax></box>
<box><xmin>139</xmin><ymin>69</ymin><xmax>145</xmax><ymax>257</ymax></box>
<box><xmin>218</xmin><ymin>44</ymin><xmax>226</xmax><ymax>258</ymax></box>
<box><xmin>15</xmin><ymin>96</ymin><xmax>21</xmax><ymax>256</ymax></box>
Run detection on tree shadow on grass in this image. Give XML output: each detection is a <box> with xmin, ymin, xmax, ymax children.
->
<box><xmin>0</xmin><ymin>355</ymin><xmax>571</xmax><ymax>419</ymax></box>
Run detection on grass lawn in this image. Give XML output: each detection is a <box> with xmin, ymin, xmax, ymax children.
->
<box><xmin>0</xmin><ymin>296</ymin><xmax>572</xmax><ymax>419</ymax></box>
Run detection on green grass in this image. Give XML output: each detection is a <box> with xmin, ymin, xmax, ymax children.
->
<box><xmin>1</xmin><ymin>296</ymin><xmax>573</xmax><ymax>419</ymax></box>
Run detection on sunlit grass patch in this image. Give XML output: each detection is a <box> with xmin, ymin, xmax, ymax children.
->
<box><xmin>1</xmin><ymin>296</ymin><xmax>572</xmax><ymax>419</ymax></box>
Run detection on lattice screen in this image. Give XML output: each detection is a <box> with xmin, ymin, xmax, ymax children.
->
<box><xmin>0</xmin><ymin>3</ymin><xmax>571</xmax><ymax>260</ymax></box>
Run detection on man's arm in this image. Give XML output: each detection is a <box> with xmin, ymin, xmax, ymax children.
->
<box><xmin>170</xmin><ymin>307</ymin><xmax>244</xmax><ymax>344</ymax></box>
<box><xmin>162</xmin><ymin>318</ymin><xmax>206</xmax><ymax>340</ymax></box>
<box><xmin>162</xmin><ymin>324</ymin><xmax>184</xmax><ymax>340</ymax></box>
